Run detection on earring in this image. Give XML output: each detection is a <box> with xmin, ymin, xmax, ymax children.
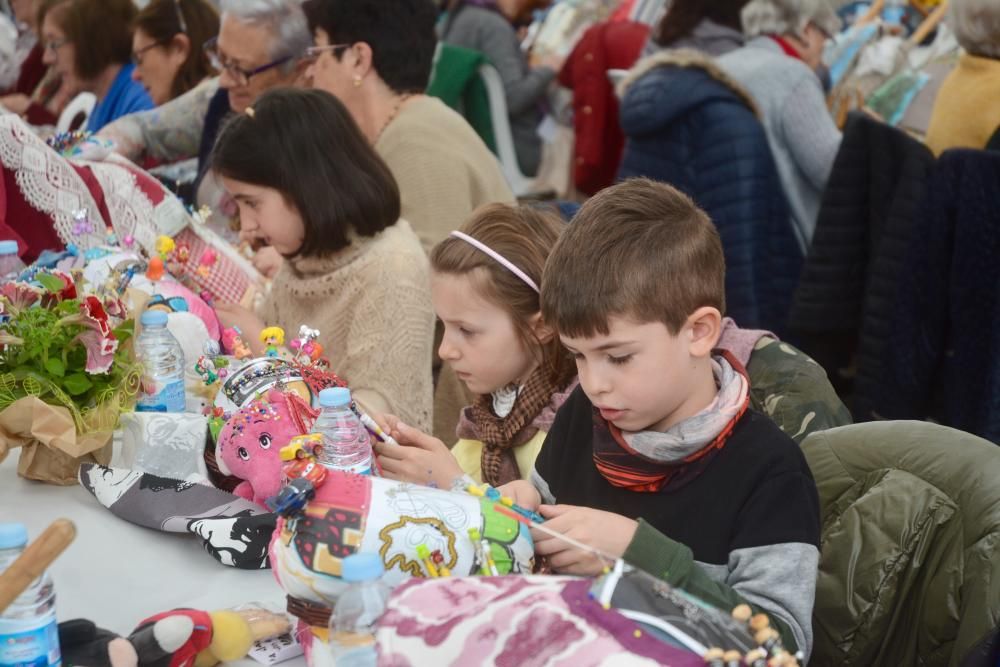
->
<box><xmin>353</xmin><ymin>76</ymin><xmax>362</xmax><ymax>88</ymax></box>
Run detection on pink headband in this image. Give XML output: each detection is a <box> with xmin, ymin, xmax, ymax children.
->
<box><xmin>449</xmin><ymin>230</ymin><xmax>540</xmax><ymax>293</ymax></box>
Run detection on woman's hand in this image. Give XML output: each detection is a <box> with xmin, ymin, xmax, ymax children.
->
<box><xmin>375</xmin><ymin>420</ymin><xmax>464</xmax><ymax>489</ymax></box>
<box><xmin>532</xmin><ymin>505</ymin><xmax>638</xmax><ymax>576</ymax></box>
<box><xmin>0</xmin><ymin>94</ymin><xmax>31</xmax><ymax>116</ymax></box>
<box><xmin>213</xmin><ymin>302</ymin><xmax>266</xmax><ymax>354</ymax></box>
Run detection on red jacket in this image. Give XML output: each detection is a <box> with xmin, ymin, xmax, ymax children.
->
<box><xmin>559</xmin><ymin>20</ymin><xmax>649</xmax><ymax>195</ymax></box>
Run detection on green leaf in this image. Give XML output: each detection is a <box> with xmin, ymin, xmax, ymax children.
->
<box><xmin>63</xmin><ymin>373</ymin><xmax>93</xmax><ymax>396</ymax></box>
<box><xmin>35</xmin><ymin>274</ymin><xmax>64</xmax><ymax>293</ymax></box>
<box><xmin>44</xmin><ymin>357</ymin><xmax>65</xmax><ymax>377</ymax></box>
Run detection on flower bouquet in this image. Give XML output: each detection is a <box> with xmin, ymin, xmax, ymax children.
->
<box><xmin>0</xmin><ymin>270</ymin><xmax>143</xmax><ymax>484</ymax></box>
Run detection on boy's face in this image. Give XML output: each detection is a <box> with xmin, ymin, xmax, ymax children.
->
<box><xmin>561</xmin><ymin>315</ymin><xmax>711</xmax><ymax>433</ymax></box>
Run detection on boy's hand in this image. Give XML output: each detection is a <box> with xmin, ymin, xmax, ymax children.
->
<box><xmin>497</xmin><ymin>480</ymin><xmax>541</xmax><ymax>512</ymax></box>
<box><xmin>375</xmin><ymin>421</ymin><xmax>463</xmax><ymax>489</ymax></box>
<box><xmin>533</xmin><ymin>505</ymin><xmax>638</xmax><ymax>576</ymax></box>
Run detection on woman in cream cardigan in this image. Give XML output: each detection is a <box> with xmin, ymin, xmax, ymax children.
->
<box><xmin>212</xmin><ymin>88</ymin><xmax>434</xmax><ymax>432</ymax></box>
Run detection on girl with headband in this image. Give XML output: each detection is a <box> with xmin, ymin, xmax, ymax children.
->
<box><xmin>376</xmin><ymin>203</ymin><xmax>577</xmax><ymax>489</ymax></box>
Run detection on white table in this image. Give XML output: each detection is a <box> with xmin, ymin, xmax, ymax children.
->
<box><xmin>0</xmin><ymin>455</ymin><xmax>306</xmax><ymax>667</ymax></box>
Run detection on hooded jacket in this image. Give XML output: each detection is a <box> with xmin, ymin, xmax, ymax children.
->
<box><xmin>617</xmin><ymin>51</ymin><xmax>801</xmax><ymax>333</ymax></box>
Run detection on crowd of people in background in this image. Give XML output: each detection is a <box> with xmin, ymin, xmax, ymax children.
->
<box><xmin>0</xmin><ymin>0</ymin><xmax>997</xmax><ymax>662</ymax></box>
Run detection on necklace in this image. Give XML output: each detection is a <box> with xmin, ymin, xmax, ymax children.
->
<box><xmin>374</xmin><ymin>93</ymin><xmax>413</xmax><ymax>144</ymax></box>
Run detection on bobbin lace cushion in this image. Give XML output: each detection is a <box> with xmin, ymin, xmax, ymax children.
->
<box><xmin>375</xmin><ymin>576</ymin><xmax>704</xmax><ymax>666</ymax></box>
<box><xmin>0</xmin><ymin>114</ymin><xmax>191</xmax><ymax>254</ymax></box>
<box><xmin>258</xmin><ymin>221</ymin><xmax>435</xmax><ymax>432</ymax></box>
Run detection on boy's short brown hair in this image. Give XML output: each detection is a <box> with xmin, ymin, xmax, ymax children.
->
<box><xmin>541</xmin><ymin>178</ymin><xmax>725</xmax><ymax>337</ymax></box>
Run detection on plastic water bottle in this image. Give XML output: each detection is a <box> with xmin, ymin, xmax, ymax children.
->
<box><xmin>0</xmin><ymin>240</ymin><xmax>26</xmax><ymax>279</ymax></box>
<box><xmin>312</xmin><ymin>388</ymin><xmax>372</xmax><ymax>475</ymax></box>
<box><xmin>135</xmin><ymin>310</ymin><xmax>186</xmax><ymax>413</ymax></box>
<box><xmin>328</xmin><ymin>553</ymin><xmax>390</xmax><ymax>667</ymax></box>
<box><xmin>0</xmin><ymin>524</ymin><xmax>61</xmax><ymax>667</ymax></box>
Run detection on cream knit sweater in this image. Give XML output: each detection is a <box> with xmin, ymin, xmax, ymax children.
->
<box><xmin>258</xmin><ymin>221</ymin><xmax>434</xmax><ymax>432</ymax></box>
<box><xmin>376</xmin><ymin>96</ymin><xmax>515</xmax><ymax>253</ymax></box>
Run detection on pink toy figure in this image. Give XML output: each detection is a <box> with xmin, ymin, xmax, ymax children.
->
<box><xmin>289</xmin><ymin>326</ymin><xmax>324</xmax><ymax>363</ymax></box>
<box><xmin>215</xmin><ymin>389</ymin><xmax>318</xmax><ymax>507</ymax></box>
<box><xmin>196</xmin><ymin>248</ymin><xmax>217</xmax><ymax>278</ymax></box>
<box><xmin>221</xmin><ymin>327</ymin><xmax>252</xmax><ymax>359</ymax></box>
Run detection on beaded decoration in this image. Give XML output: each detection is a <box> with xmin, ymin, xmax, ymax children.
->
<box><xmin>227</xmin><ymin>399</ymin><xmax>282</xmax><ymax>435</ymax></box>
<box><xmin>71</xmin><ymin>209</ymin><xmax>95</xmax><ymax>236</ymax></box>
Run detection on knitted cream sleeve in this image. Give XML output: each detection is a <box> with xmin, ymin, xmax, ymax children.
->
<box><xmin>337</xmin><ymin>241</ymin><xmax>434</xmax><ymax>432</ymax></box>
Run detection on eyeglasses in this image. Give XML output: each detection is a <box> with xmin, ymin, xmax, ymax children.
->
<box><xmin>302</xmin><ymin>43</ymin><xmax>352</xmax><ymax>61</ymax></box>
<box><xmin>43</xmin><ymin>38</ymin><xmax>68</xmax><ymax>53</ymax></box>
<box><xmin>203</xmin><ymin>37</ymin><xmax>293</xmax><ymax>87</ymax></box>
<box><xmin>132</xmin><ymin>40</ymin><xmax>169</xmax><ymax>66</ymax></box>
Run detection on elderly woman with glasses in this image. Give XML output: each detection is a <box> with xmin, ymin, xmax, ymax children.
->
<box><xmin>38</xmin><ymin>0</ymin><xmax>155</xmax><ymax>132</ymax></box>
<box><xmin>96</xmin><ymin>0</ymin><xmax>311</xmax><ymax>211</ymax></box>
<box><xmin>130</xmin><ymin>0</ymin><xmax>219</xmax><ymax>106</ymax></box>
<box><xmin>714</xmin><ymin>0</ymin><xmax>843</xmax><ymax>252</ymax></box>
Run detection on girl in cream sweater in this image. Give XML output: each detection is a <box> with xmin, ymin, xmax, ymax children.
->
<box><xmin>211</xmin><ymin>88</ymin><xmax>434</xmax><ymax>432</ymax></box>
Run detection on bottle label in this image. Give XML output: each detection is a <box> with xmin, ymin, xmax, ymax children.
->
<box><xmin>0</xmin><ymin>613</ymin><xmax>61</xmax><ymax>667</ymax></box>
<box><xmin>136</xmin><ymin>378</ymin><xmax>185</xmax><ymax>413</ymax></box>
<box><xmin>325</xmin><ymin>462</ymin><xmax>372</xmax><ymax>476</ymax></box>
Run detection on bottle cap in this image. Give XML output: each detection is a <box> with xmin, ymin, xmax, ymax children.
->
<box><xmin>340</xmin><ymin>552</ymin><xmax>384</xmax><ymax>583</ymax></box>
<box><xmin>318</xmin><ymin>387</ymin><xmax>351</xmax><ymax>408</ymax></box>
<box><xmin>140</xmin><ymin>310</ymin><xmax>169</xmax><ymax>327</ymax></box>
<box><xmin>0</xmin><ymin>240</ymin><xmax>19</xmax><ymax>255</ymax></box>
<box><xmin>0</xmin><ymin>523</ymin><xmax>28</xmax><ymax>549</ymax></box>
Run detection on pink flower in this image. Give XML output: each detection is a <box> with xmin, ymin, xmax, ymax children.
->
<box><xmin>80</xmin><ymin>296</ymin><xmax>112</xmax><ymax>337</ymax></box>
<box><xmin>51</xmin><ymin>270</ymin><xmax>77</xmax><ymax>301</ymax></box>
<box><xmin>60</xmin><ymin>296</ymin><xmax>118</xmax><ymax>374</ymax></box>
<box><xmin>74</xmin><ymin>328</ymin><xmax>118</xmax><ymax>374</ymax></box>
<box><xmin>38</xmin><ymin>270</ymin><xmax>78</xmax><ymax>307</ymax></box>
<box><xmin>102</xmin><ymin>295</ymin><xmax>127</xmax><ymax>320</ymax></box>
<box><xmin>0</xmin><ymin>282</ymin><xmax>42</xmax><ymax>314</ymax></box>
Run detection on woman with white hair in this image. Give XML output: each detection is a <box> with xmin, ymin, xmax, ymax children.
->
<box><xmin>716</xmin><ymin>0</ymin><xmax>842</xmax><ymax>252</ymax></box>
<box><xmin>925</xmin><ymin>0</ymin><xmax>1000</xmax><ymax>155</ymax></box>
<box><xmin>97</xmin><ymin>0</ymin><xmax>311</xmax><ymax>197</ymax></box>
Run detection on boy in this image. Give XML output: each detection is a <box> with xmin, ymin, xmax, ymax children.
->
<box><xmin>502</xmin><ymin>178</ymin><xmax>821</xmax><ymax>658</ymax></box>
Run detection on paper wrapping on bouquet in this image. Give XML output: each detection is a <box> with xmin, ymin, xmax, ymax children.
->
<box><xmin>0</xmin><ymin>396</ymin><xmax>113</xmax><ymax>485</ymax></box>
<box><xmin>78</xmin><ymin>462</ymin><xmax>275</xmax><ymax>570</ymax></box>
<box><xmin>172</xmin><ymin>225</ymin><xmax>261</xmax><ymax>309</ymax></box>
<box><xmin>374</xmin><ymin>576</ymin><xmax>704</xmax><ymax>667</ymax></box>
<box><xmin>270</xmin><ymin>472</ymin><xmax>536</xmax><ymax>616</ymax></box>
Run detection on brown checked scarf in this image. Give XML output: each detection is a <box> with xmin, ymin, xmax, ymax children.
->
<box><xmin>592</xmin><ymin>351</ymin><xmax>750</xmax><ymax>493</ymax></box>
<box><xmin>456</xmin><ymin>367</ymin><xmax>575</xmax><ymax>486</ymax></box>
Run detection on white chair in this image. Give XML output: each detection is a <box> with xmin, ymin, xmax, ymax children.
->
<box><xmin>56</xmin><ymin>92</ymin><xmax>97</xmax><ymax>133</ymax></box>
<box><xmin>477</xmin><ymin>63</ymin><xmax>536</xmax><ymax>197</ymax></box>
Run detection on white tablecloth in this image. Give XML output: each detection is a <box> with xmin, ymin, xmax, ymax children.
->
<box><xmin>0</xmin><ymin>455</ymin><xmax>305</xmax><ymax>667</ymax></box>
